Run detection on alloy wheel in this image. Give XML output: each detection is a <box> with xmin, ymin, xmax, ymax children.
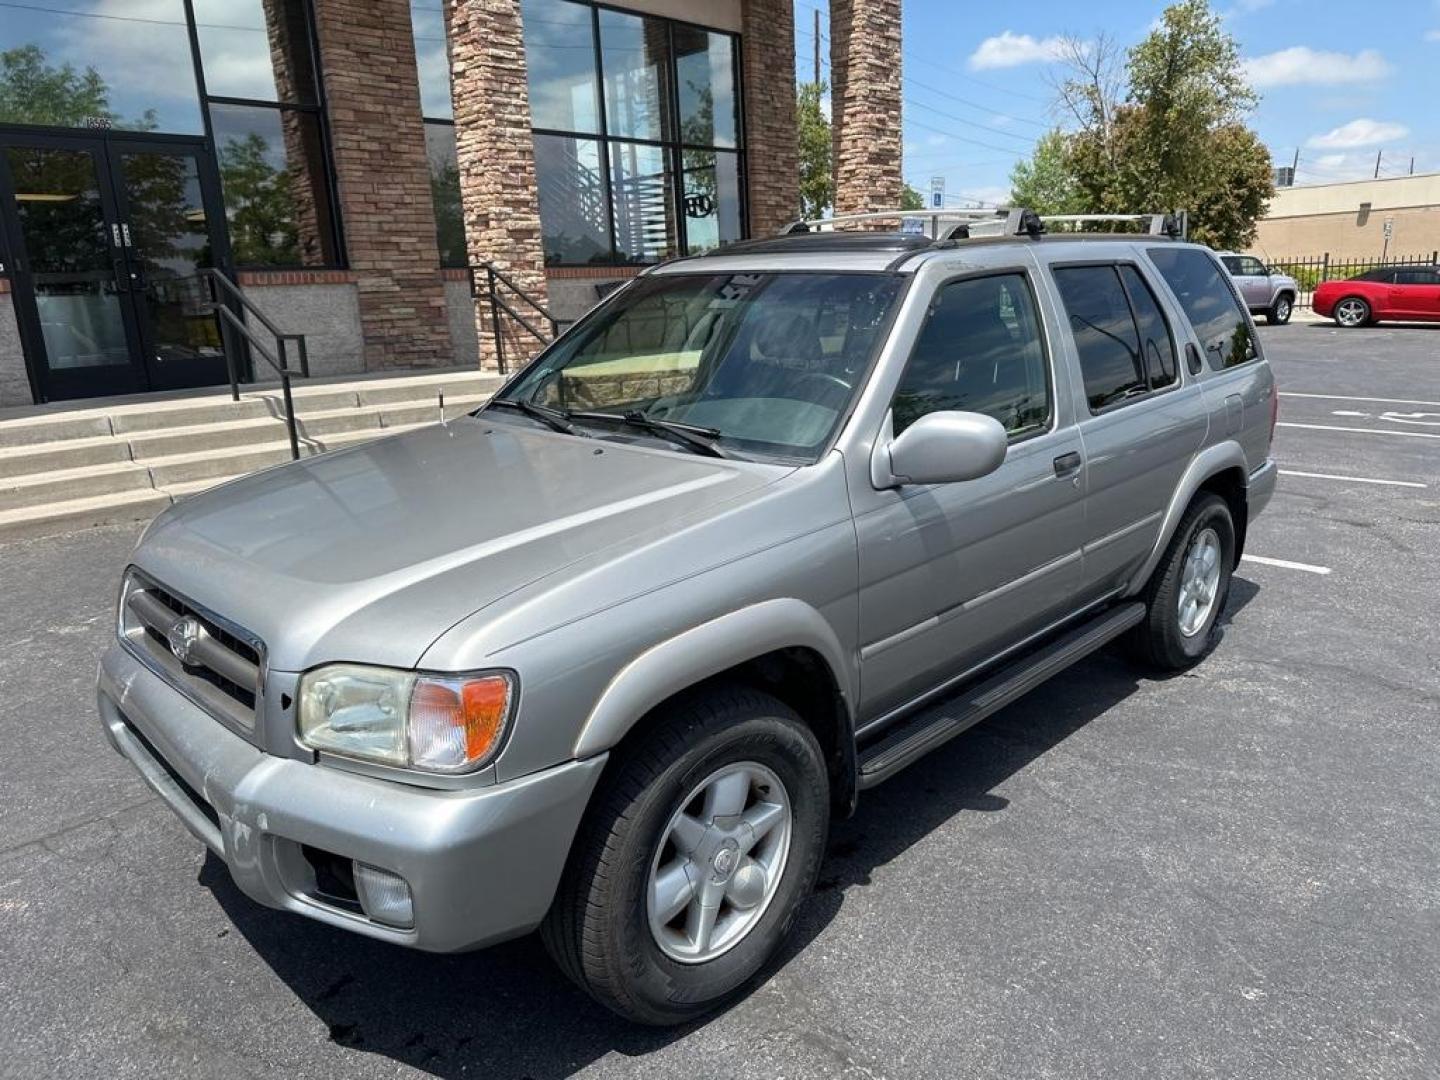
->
<box><xmin>1177</xmin><ymin>526</ymin><xmax>1223</xmax><ymax>638</ymax></box>
<box><xmin>1335</xmin><ymin>299</ymin><xmax>1367</xmax><ymax>327</ymax></box>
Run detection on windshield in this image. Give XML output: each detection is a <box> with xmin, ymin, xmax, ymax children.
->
<box><xmin>496</xmin><ymin>271</ymin><xmax>905</xmax><ymax>461</ymax></box>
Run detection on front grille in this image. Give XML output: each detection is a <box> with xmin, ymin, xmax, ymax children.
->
<box><xmin>120</xmin><ymin>570</ymin><xmax>265</xmax><ymax>735</ymax></box>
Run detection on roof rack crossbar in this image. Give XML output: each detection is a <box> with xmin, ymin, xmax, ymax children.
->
<box><xmin>776</xmin><ymin>207</ymin><xmax>1188</xmax><ymax>242</ymax></box>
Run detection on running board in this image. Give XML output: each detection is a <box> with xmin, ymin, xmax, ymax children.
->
<box><xmin>857</xmin><ymin>602</ymin><xmax>1147</xmax><ymax>789</ymax></box>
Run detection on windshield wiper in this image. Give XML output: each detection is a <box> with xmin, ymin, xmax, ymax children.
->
<box><xmin>486</xmin><ymin>397</ymin><xmax>580</xmax><ymax>435</ymax></box>
<box><xmin>567</xmin><ymin>410</ymin><xmax>735</xmax><ymax>459</ymax></box>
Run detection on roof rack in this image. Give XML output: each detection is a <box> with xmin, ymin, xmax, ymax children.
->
<box><xmin>779</xmin><ymin>208</ymin><xmax>1187</xmax><ymax>242</ymax></box>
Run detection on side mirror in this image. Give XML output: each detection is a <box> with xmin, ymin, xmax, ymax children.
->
<box><xmin>875</xmin><ymin>411</ymin><xmax>1008</xmax><ymax>488</ymax></box>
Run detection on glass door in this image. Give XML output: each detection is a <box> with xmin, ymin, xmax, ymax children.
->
<box><xmin>0</xmin><ymin>137</ymin><xmax>144</xmax><ymax>400</ymax></box>
<box><xmin>0</xmin><ymin>132</ymin><xmax>231</xmax><ymax>402</ymax></box>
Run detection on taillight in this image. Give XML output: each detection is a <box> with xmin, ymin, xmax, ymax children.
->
<box><xmin>1268</xmin><ymin>383</ymin><xmax>1279</xmax><ymax>449</ymax></box>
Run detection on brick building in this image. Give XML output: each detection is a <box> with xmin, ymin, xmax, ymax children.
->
<box><xmin>0</xmin><ymin>0</ymin><xmax>902</xmax><ymax>407</ymax></box>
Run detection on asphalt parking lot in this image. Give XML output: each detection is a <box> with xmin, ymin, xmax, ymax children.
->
<box><xmin>1</xmin><ymin>322</ymin><xmax>1436</xmax><ymax>1079</ymax></box>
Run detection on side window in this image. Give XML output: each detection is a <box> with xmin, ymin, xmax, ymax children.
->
<box><xmin>1147</xmin><ymin>247</ymin><xmax>1257</xmax><ymax>371</ymax></box>
<box><xmin>1396</xmin><ymin>269</ymin><xmax>1440</xmax><ymax>285</ymax></box>
<box><xmin>1119</xmin><ymin>265</ymin><xmax>1178</xmax><ymax>388</ymax></box>
<box><xmin>1220</xmin><ymin>256</ymin><xmax>1241</xmax><ymax>274</ymax></box>
<box><xmin>1053</xmin><ymin>266</ymin><xmax>1147</xmax><ymax>411</ymax></box>
<box><xmin>1239</xmin><ymin>257</ymin><xmax>1267</xmax><ymax>276</ymax></box>
<box><xmin>891</xmin><ymin>273</ymin><xmax>1050</xmax><ymax>440</ymax></box>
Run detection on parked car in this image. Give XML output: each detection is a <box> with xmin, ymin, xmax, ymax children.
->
<box><xmin>1313</xmin><ymin>265</ymin><xmax>1440</xmax><ymax>328</ymax></box>
<box><xmin>1218</xmin><ymin>252</ymin><xmax>1298</xmax><ymax>325</ymax></box>
<box><xmin>99</xmin><ymin>212</ymin><xmax>1277</xmax><ymax>1025</ymax></box>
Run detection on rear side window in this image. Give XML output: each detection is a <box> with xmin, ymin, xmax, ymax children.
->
<box><xmin>892</xmin><ymin>273</ymin><xmax>1050</xmax><ymax>439</ymax></box>
<box><xmin>1052</xmin><ymin>264</ymin><xmax>1176</xmax><ymax>412</ymax></box>
<box><xmin>1147</xmin><ymin>247</ymin><xmax>1257</xmax><ymax>370</ymax></box>
<box><xmin>1395</xmin><ymin>269</ymin><xmax>1440</xmax><ymax>285</ymax></box>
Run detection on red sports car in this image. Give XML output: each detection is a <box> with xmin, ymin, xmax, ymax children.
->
<box><xmin>1313</xmin><ymin>266</ymin><xmax>1440</xmax><ymax>328</ymax></box>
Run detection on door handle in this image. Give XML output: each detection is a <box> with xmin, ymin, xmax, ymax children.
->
<box><xmin>112</xmin><ymin>258</ymin><xmax>130</xmax><ymax>293</ymax></box>
<box><xmin>1052</xmin><ymin>451</ymin><xmax>1082</xmax><ymax>478</ymax></box>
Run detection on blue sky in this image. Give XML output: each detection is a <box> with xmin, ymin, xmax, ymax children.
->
<box><xmin>793</xmin><ymin>0</ymin><xmax>1440</xmax><ymax>207</ymax></box>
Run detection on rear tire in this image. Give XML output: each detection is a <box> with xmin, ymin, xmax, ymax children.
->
<box><xmin>1266</xmin><ymin>294</ymin><xmax>1293</xmax><ymax>325</ymax></box>
<box><xmin>1130</xmin><ymin>493</ymin><xmax>1235</xmax><ymax>671</ymax></box>
<box><xmin>1333</xmin><ymin>296</ymin><xmax>1370</xmax><ymax>328</ymax></box>
<box><xmin>542</xmin><ymin>686</ymin><xmax>829</xmax><ymax>1025</ymax></box>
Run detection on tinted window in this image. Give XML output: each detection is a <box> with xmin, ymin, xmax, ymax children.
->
<box><xmin>1119</xmin><ymin>265</ymin><xmax>1177</xmax><ymax>388</ymax></box>
<box><xmin>194</xmin><ymin>0</ymin><xmax>316</xmax><ymax>105</ymax></box>
<box><xmin>1148</xmin><ymin>247</ymin><xmax>1256</xmax><ymax>370</ymax></box>
<box><xmin>1237</xmin><ymin>257</ymin><xmax>1267</xmax><ymax>276</ymax></box>
<box><xmin>1054</xmin><ymin>266</ymin><xmax>1147</xmax><ymax>411</ymax></box>
<box><xmin>673</xmin><ymin>26</ymin><xmax>739</xmax><ymax>148</ymax></box>
<box><xmin>522</xmin><ymin>0</ymin><xmax>602</xmax><ymax>133</ymax></box>
<box><xmin>534</xmin><ymin>134</ymin><xmax>611</xmax><ymax>264</ymax></box>
<box><xmin>1395</xmin><ymin>269</ymin><xmax>1440</xmax><ymax>285</ymax></box>
<box><xmin>1354</xmin><ymin>268</ymin><xmax>1394</xmax><ymax>283</ymax></box>
<box><xmin>892</xmin><ymin>274</ymin><xmax>1050</xmax><ymax>438</ymax></box>
<box><xmin>1220</xmin><ymin>256</ymin><xmax>1241</xmax><ymax>274</ymax></box>
<box><xmin>425</xmin><ymin>123</ymin><xmax>467</xmax><ymax>267</ymax></box>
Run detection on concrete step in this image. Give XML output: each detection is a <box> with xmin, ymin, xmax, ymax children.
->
<box><xmin>0</xmin><ymin>436</ymin><xmax>134</xmax><ymax>480</ymax></box>
<box><xmin>0</xmin><ymin>412</ymin><xmax>116</xmax><ymax>450</ymax></box>
<box><xmin>0</xmin><ymin>461</ymin><xmax>154</xmax><ymax>513</ymax></box>
<box><xmin>144</xmin><ymin>442</ymin><xmax>297</xmax><ymax>488</ymax></box>
<box><xmin>0</xmin><ymin>487</ymin><xmax>174</xmax><ymax>542</ymax></box>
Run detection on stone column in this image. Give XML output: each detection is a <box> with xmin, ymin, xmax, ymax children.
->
<box><xmin>446</xmin><ymin>0</ymin><xmax>550</xmax><ymax>373</ymax></box>
<box><xmin>830</xmin><ymin>0</ymin><xmax>903</xmax><ymax>224</ymax></box>
<box><xmin>741</xmin><ymin>0</ymin><xmax>800</xmax><ymax>236</ymax></box>
<box><xmin>311</xmin><ymin>0</ymin><xmax>452</xmax><ymax>370</ymax></box>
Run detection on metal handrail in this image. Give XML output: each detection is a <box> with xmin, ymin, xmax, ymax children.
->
<box><xmin>470</xmin><ymin>261</ymin><xmax>561</xmax><ymax>375</ymax></box>
<box><xmin>201</xmin><ymin>268</ymin><xmax>309</xmax><ymax>460</ymax></box>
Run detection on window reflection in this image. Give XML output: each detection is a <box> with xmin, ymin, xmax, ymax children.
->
<box><xmin>534</xmin><ymin>134</ymin><xmax>611</xmax><ymax>264</ymax></box>
<box><xmin>192</xmin><ymin>0</ymin><xmax>316</xmax><ymax>105</ymax></box>
<box><xmin>681</xmin><ymin>149</ymin><xmax>741</xmax><ymax>253</ymax></box>
<box><xmin>0</xmin><ymin>2</ymin><xmax>202</xmax><ymax>133</ymax></box>
<box><xmin>521</xmin><ymin>0</ymin><xmax>600</xmax><ymax>134</ymax></box>
<box><xmin>210</xmin><ymin>103</ymin><xmax>337</xmax><ymax>267</ymax></box>
<box><xmin>411</xmin><ymin>0</ymin><xmax>454</xmax><ymax>120</ymax></box>
<box><xmin>610</xmin><ymin>141</ymin><xmax>673</xmax><ymax>263</ymax></box>
<box><xmin>599</xmin><ymin>10</ymin><xmax>671</xmax><ymax>142</ymax></box>
<box><xmin>425</xmin><ymin>123</ymin><xmax>467</xmax><ymax>267</ymax></box>
<box><xmin>673</xmin><ymin>27</ymin><xmax>737</xmax><ymax>148</ymax></box>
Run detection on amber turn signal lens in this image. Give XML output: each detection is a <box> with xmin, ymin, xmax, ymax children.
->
<box><xmin>406</xmin><ymin>673</ymin><xmax>513</xmax><ymax>772</ymax></box>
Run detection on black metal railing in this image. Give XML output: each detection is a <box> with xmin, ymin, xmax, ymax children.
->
<box><xmin>1265</xmin><ymin>251</ymin><xmax>1440</xmax><ymax>310</ymax></box>
<box><xmin>202</xmin><ymin>268</ymin><xmax>310</xmax><ymax>460</ymax></box>
<box><xmin>470</xmin><ymin>262</ymin><xmax>567</xmax><ymax>375</ymax></box>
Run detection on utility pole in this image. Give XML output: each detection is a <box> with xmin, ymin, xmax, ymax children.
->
<box><xmin>1410</xmin><ymin>156</ymin><xmax>1415</xmax><ymax>176</ymax></box>
<box><xmin>1291</xmin><ymin>147</ymin><xmax>1299</xmax><ymax>172</ymax></box>
<box><xmin>1374</xmin><ymin>149</ymin><xmax>1383</xmax><ymax>179</ymax></box>
<box><xmin>813</xmin><ymin>8</ymin><xmax>821</xmax><ymax>84</ymax></box>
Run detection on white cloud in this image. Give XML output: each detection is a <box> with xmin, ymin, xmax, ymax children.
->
<box><xmin>1425</xmin><ymin>29</ymin><xmax>1440</xmax><ymax>42</ymax></box>
<box><xmin>968</xmin><ymin>31</ymin><xmax>1069</xmax><ymax>71</ymax></box>
<box><xmin>1242</xmin><ymin>47</ymin><xmax>1392</xmax><ymax>87</ymax></box>
<box><xmin>1307</xmin><ymin>118</ymin><xmax>1410</xmax><ymax>149</ymax></box>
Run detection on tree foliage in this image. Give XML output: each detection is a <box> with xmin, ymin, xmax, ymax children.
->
<box><xmin>0</xmin><ymin>44</ymin><xmax>112</xmax><ymax>127</ymax></box>
<box><xmin>1050</xmin><ymin>0</ymin><xmax>1273</xmax><ymax>248</ymax></box>
<box><xmin>796</xmin><ymin>80</ymin><xmax>832</xmax><ymax>220</ymax></box>
<box><xmin>1009</xmin><ymin>130</ymin><xmax>1084</xmax><ymax>215</ymax></box>
<box><xmin>900</xmin><ymin>183</ymin><xmax>925</xmax><ymax>211</ymax></box>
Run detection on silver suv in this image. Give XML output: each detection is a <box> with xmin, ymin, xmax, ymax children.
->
<box><xmin>1219</xmin><ymin>252</ymin><xmax>1298</xmax><ymax>325</ymax></box>
<box><xmin>98</xmin><ymin>210</ymin><xmax>1277</xmax><ymax>1024</ymax></box>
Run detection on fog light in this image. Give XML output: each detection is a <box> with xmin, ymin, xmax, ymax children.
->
<box><xmin>352</xmin><ymin>862</ymin><xmax>414</xmax><ymax>928</ymax></box>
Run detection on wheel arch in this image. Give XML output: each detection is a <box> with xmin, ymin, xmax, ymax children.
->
<box><xmin>1124</xmin><ymin>443</ymin><xmax>1250</xmax><ymax>598</ymax></box>
<box><xmin>572</xmin><ymin>600</ymin><xmax>859</xmax><ymax>816</ymax></box>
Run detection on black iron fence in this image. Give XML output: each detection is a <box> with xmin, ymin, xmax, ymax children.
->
<box><xmin>1266</xmin><ymin>252</ymin><xmax>1440</xmax><ymax>310</ymax></box>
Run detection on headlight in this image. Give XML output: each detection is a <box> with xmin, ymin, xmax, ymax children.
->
<box><xmin>297</xmin><ymin>664</ymin><xmax>514</xmax><ymax>774</ymax></box>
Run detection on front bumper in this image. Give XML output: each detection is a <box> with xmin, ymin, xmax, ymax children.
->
<box><xmin>97</xmin><ymin>643</ymin><xmax>604</xmax><ymax>952</ymax></box>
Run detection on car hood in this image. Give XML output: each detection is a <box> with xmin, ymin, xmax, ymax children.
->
<box><xmin>133</xmin><ymin>418</ymin><xmax>783</xmax><ymax>671</ymax></box>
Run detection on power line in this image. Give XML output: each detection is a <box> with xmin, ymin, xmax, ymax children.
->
<box><xmin>905</xmin><ymin>96</ymin><xmax>1040</xmax><ymax>148</ymax></box>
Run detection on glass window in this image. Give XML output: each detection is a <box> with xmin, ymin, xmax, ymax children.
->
<box><xmin>1054</xmin><ymin>265</ymin><xmax>1148</xmax><ymax>411</ymax></box>
<box><xmin>499</xmin><ymin>272</ymin><xmax>905</xmax><ymax>461</ymax></box>
<box><xmin>534</xmin><ymin>133</ymin><xmax>611</xmax><ymax>264</ymax></box>
<box><xmin>610</xmin><ymin>141</ymin><xmax>674</xmax><ymax>263</ymax></box>
<box><xmin>210</xmin><ymin>103</ymin><xmax>337</xmax><ymax>267</ymax></box>
<box><xmin>673</xmin><ymin>26</ymin><xmax>738</xmax><ymax>148</ymax></box>
<box><xmin>193</xmin><ymin>0</ymin><xmax>317</xmax><ymax>105</ymax></box>
<box><xmin>411</xmin><ymin>1</ymin><xmax>453</xmax><ymax>120</ymax></box>
<box><xmin>680</xmin><ymin>149</ymin><xmax>742</xmax><ymax>253</ymax></box>
<box><xmin>522</xmin><ymin>0</ymin><xmax>601</xmax><ymax>134</ymax></box>
<box><xmin>893</xmin><ymin>274</ymin><xmax>1050</xmax><ymax>437</ymax></box>
<box><xmin>1148</xmin><ymin>247</ymin><xmax>1257</xmax><ymax>370</ymax></box>
<box><xmin>1118</xmin><ymin>265</ymin><xmax>1177</xmax><ymax>388</ymax></box>
<box><xmin>599</xmin><ymin>9</ymin><xmax>671</xmax><ymax>142</ymax></box>
<box><xmin>425</xmin><ymin>123</ymin><xmax>467</xmax><ymax>267</ymax></box>
<box><xmin>0</xmin><ymin>2</ymin><xmax>202</xmax><ymax>133</ymax></box>
<box><xmin>1395</xmin><ymin>269</ymin><xmax>1440</xmax><ymax>285</ymax></box>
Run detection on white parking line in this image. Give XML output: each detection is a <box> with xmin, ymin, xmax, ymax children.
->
<box><xmin>1241</xmin><ymin>554</ymin><xmax>1333</xmax><ymax>575</ymax></box>
<box><xmin>1280</xmin><ymin>469</ymin><xmax>1428</xmax><ymax>489</ymax></box>
<box><xmin>1281</xmin><ymin>392</ymin><xmax>1440</xmax><ymax>408</ymax></box>
<box><xmin>1277</xmin><ymin>421</ymin><xmax>1440</xmax><ymax>441</ymax></box>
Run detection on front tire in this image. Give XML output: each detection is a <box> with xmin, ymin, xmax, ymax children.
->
<box><xmin>1266</xmin><ymin>294</ymin><xmax>1293</xmax><ymax>325</ymax></box>
<box><xmin>1333</xmin><ymin>296</ymin><xmax>1370</xmax><ymax>328</ymax></box>
<box><xmin>1130</xmin><ymin>493</ymin><xmax>1235</xmax><ymax>671</ymax></box>
<box><xmin>542</xmin><ymin>686</ymin><xmax>829</xmax><ymax>1025</ymax></box>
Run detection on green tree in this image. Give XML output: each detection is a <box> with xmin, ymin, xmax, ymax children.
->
<box><xmin>0</xmin><ymin>44</ymin><xmax>113</xmax><ymax>127</ymax></box>
<box><xmin>218</xmin><ymin>133</ymin><xmax>299</xmax><ymax>266</ymax></box>
<box><xmin>1056</xmin><ymin>0</ymin><xmax>1272</xmax><ymax>248</ymax></box>
<box><xmin>899</xmin><ymin>183</ymin><xmax>925</xmax><ymax>211</ymax></box>
<box><xmin>1009</xmin><ymin>130</ymin><xmax>1084</xmax><ymax>214</ymax></box>
<box><xmin>796</xmin><ymin>80</ymin><xmax>832</xmax><ymax>220</ymax></box>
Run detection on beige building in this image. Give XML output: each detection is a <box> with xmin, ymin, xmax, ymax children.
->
<box><xmin>1251</xmin><ymin>173</ymin><xmax>1440</xmax><ymax>261</ymax></box>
